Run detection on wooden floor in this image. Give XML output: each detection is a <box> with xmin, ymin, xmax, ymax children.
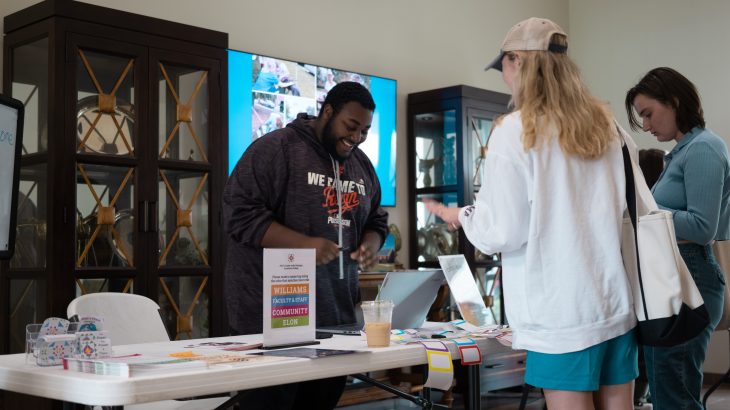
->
<box><xmin>702</xmin><ymin>383</ymin><xmax>730</xmax><ymax>410</ymax></box>
<box><xmin>337</xmin><ymin>383</ymin><xmax>730</xmax><ymax>409</ymax></box>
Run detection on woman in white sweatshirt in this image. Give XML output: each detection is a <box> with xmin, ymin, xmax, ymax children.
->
<box><xmin>429</xmin><ymin>17</ymin><xmax>637</xmax><ymax>410</ymax></box>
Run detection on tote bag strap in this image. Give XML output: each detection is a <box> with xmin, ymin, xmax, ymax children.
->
<box><xmin>621</xmin><ymin>128</ymin><xmax>651</xmax><ymax>321</ymax></box>
<box><xmin>616</xmin><ymin>123</ymin><xmax>660</xmax><ymax>215</ymax></box>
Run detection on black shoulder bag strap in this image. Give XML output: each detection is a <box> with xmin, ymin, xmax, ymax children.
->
<box><xmin>621</xmin><ymin>135</ymin><xmax>650</xmax><ymax>321</ymax></box>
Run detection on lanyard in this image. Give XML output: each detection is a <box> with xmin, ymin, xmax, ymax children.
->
<box><xmin>330</xmin><ymin>156</ymin><xmax>345</xmax><ymax>280</ymax></box>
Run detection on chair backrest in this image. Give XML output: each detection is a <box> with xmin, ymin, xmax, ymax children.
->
<box><xmin>67</xmin><ymin>292</ymin><xmax>170</xmax><ymax>345</ymax></box>
<box><xmin>712</xmin><ymin>241</ymin><xmax>730</xmax><ymax>330</ymax></box>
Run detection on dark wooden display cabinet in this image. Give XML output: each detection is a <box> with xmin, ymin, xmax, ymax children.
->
<box><xmin>1</xmin><ymin>1</ymin><xmax>227</xmax><ymax>406</ymax></box>
<box><xmin>407</xmin><ymin>86</ymin><xmax>526</xmax><ymax>398</ymax></box>
<box><xmin>407</xmin><ymin>84</ymin><xmax>511</xmax><ymax>325</ymax></box>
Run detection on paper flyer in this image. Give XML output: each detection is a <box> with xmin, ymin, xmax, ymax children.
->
<box><xmin>263</xmin><ymin>249</ymin><xmax>316</xmax><ymax>347</ymax></box>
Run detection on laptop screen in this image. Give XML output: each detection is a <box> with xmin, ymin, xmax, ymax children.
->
<box><xmin>438</xmin><ymin>255</ymin><xmax>491</xmax><ymax>326</ymax></box>
<box><xmin>377</xmin><ymin>269</ymin><xmax>444</xmax><ymax>329</ymax></box>
<box><xmin>317</xmin><ymin>269</ymin><xmax>444</xmax><ymax>334</ymax></box>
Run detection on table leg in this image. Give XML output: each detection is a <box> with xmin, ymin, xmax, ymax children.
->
<box><xmin>464</xmin><ymin>363</ymin><xmax>481</xmax><ymax>410</ymax></box>
<box><xmin>422</xmin><ymin>385</ymin><xmax>431</xmax><ymax>403</ymax></box>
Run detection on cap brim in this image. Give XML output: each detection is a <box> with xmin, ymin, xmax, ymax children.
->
<box><xmin>484</xmin><ymin>51</ymin><xmax>505</xmax><ymax>72</ymax></box>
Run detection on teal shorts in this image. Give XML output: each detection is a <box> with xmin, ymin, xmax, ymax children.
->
<box><xmin>524</xmin><ymin>328</ymin><xmax>638</xmax><ymax>391</ymax></box>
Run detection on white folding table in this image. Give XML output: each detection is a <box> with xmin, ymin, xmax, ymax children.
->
<box><xmin>0</xmin><ymin>333</ymin><xmax>506</xmax><ymax>409</ymax></box>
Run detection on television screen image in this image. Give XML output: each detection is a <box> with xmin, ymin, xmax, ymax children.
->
<box><xmin>228</xmin><ymin>50</ymin><xmax>397</xmax><ymax>207</ymax></box>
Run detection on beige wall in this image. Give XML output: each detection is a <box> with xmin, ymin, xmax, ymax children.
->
<box><xmin>569</xmin><ymin>0</ymin><xmax>730</xmax><ymax>375</ymax></box>
<box><xmin>570</xmin><ymin>0</ymin><xmax>730</xmax><ymax>151</ymax></box>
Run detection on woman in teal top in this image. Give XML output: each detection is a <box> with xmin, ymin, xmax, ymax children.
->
<box><xmin>626</xmin><ymin>67</ymin><xmax>730</xmax><ymax>410</ymax></box>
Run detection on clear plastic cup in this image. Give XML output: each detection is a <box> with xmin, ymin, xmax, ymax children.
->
<box><xmin>26</xmin><ymin>322</ymin><xmax>80</xmax><ymax>364</ymax></box>
<box><xmin>361</xmin><ymin>300</ymin><xmax>394</xmax><ymax>347</ymax></box>
<box><xmin>25</xmin><ymin>324</ymin><xmax>42</xmax><ymax>364</ymax></box>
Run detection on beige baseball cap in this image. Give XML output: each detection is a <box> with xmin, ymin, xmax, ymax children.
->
<box><xmin>485</xmin><ymin>17</ymin><xmax>568</xmax><ymax>71</ymax></box>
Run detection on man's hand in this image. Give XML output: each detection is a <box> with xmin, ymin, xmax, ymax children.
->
<box><xmin>304</xmin><ymin>237</ymin><xmax>340</xmax><ymax>265</ymax></box>
<box><xmin>262</xmin><ymin>222</ymin><xmax>339</xmax><ymax>265</ymax></box>
<box><xmin>350</xmin><ymin>231</ymin><xmax>382</xmax><ymax>271</ymax></box>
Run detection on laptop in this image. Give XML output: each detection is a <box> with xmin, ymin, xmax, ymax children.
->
<box><xmin>437</xmin><ymin>254</ymin><xmax>491</xmax><ymax>326</ymax></box>
<box><xmin>316</xmin><ymin>269</ymin><xmax>444</xmax><ymax>335</ymax></box>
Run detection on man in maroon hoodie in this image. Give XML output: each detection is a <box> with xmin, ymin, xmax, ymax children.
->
<box><xmin>224</xmin><ymin>81</ymin><xmax>389</xmax><ymax>409</ymax></box>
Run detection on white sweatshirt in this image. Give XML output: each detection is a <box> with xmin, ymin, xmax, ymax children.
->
<box><xmin>459</xmin><ymin>112</ymin><xmax>636</xmax><ymax>354</ymax></box>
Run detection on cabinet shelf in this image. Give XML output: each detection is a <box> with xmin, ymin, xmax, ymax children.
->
<box><xmin>414</xmin><ymin>185</ymin><xmax>459</xmax><ymax>195</ymax></box>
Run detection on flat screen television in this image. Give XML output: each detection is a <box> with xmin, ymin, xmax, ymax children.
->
<box><xmin>228</xmin><ymin>49</ymin><xmax>397</xmax><ymax>207</ymax></box>
<box><xmin>0</xmin><ymin>94</ymin><xmax>24</xmax><ymax>260</ymax></box>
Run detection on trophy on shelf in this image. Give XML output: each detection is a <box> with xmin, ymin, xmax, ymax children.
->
<box><xmin>370</xmin><ymin>224</ymin><xmax>403</xmax><ymax>272</ymax></box>
<box><xmin>418</xmin><ymin>157</ymin><xmax>440</xmax><ymax>188</ymax></box>
<box><xmin>417</xmin><ymin>223</ymin><xmax>458</xmax><ymax>261</ymax></box>
<box><xmin>416</xmin><ymin>138</ymin><xmax>443</xmax><ymax>188</ymax></box>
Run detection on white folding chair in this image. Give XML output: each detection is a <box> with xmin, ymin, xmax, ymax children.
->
<box><xmin>702</xmin><ymin>241</ymin><xmax>730</xmax><ymax>408</ymax></box>
<box><xmin>67</xmin><ymin>292</ymin><xmax>230</xmax><ymax>410</ymax></box>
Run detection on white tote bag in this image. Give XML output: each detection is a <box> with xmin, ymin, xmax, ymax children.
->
<box><xmin>619</xmin><ymin>126</ymin><xmax>709</xmax><ymax>346</ymax></box>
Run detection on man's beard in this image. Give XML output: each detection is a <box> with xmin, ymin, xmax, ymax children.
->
<box><xmin>321</xmin><ymin>117</ymin><xmax>352</xmax><ymax>162</ymax></box>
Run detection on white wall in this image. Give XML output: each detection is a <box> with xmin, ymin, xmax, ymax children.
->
<box><xmin>570</xmin><ymin>0</ymin><xmax>730</xmax><ymax>151</ymax></box>
<box><xmin>569</xmin><ymin>0</ymin><xmax>730</xmax><ymax>375</ymax></box>
<box><xmin>0</xmin><ymin>0</ymin><xmax>570</xmax><ymax>268</ymax></box>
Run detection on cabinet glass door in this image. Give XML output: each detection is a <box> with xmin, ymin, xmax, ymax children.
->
<box><xmin>71</xmin><ymin>37</ymin><xmax>144</xmax><ymax>297</ymax></box>
<box><xmin>76</xmin><ymin>49</ymin><xmax>136</xmax><ymax>156</ymax></box>
<box><xmin>158</xmin><ymin>170</ymin><xmax>209</xmax><ymax>267</ymax></box>
<box><xmin>469</xmin><ymin>116</ymin><xmax>494</xmax><ymax>187</ymax></box>
<box><xmin>158</xmin><ymin>64</ymin><xmax>209</xmax><ymax>162</ymax></box>
<box><xmin>10</xmin><ymin>38</ymin><xmax>49</xmax><ymax>269</ymax></box>
<box><xmin>415</xmin><ymin>192</ymin><xmax>459</xmax><ymax>262</ymax></box>
<box><xmin>12</xmin><ymin>38</ymin><xmax>49</xmax><ymax>155</ymax></box>
<box><xmin>154</xmin><ymin>53</ymin><xmax>218</xmax><ymax>340</ymax></box>
<box><xmin>11</xmin><ymin>165</ymin><xmax>47</xmax><ymax>269</ymax></box>
<box><xmin>6</xmin><ymin>37</ymin><xmax>50</xmax><ymax>354</ymax></box>
<box><xmin>74</xmin><ymin>45</ymin><xmax>138</xmax><ymax>270</ymax></box>
<box><xmin>75</xmin><ymin>164</ymin><xmax>135</xmax><ymax>268</ymax></box>
<box><xmin>414</xmin><ymin>110</ymin><xmax>456</xmax><ymax>189</ymax></box>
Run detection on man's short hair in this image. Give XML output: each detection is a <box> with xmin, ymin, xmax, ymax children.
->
<box><xmin>322</xmin><ymin>81</ymin><xmax>376</xmax><ymax>114</ymax></box>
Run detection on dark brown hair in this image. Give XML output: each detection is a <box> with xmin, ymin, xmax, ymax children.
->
<box><xmin>625</xmin><ymin>67</ymin><xmax>705</xmax><ymax>133</ymax></box>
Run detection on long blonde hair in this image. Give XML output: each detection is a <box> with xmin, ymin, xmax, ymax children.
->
<box><xmin>511</xmin><ymin>35</ymin><xmax>614</xmax><ymax>159</ymax></box>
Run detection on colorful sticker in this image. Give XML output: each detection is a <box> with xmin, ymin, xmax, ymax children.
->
<box><xmin>459</xmin><ymin>345</ymin><xmax>482</xmax><ymax>365</ymax></box>
<box><xmin>419</xmin><ymin>340</ymin><xmax>454</xmax><ymax>390</ymax></box>
<box><xmin>451</xmin><ymin>338</ymin><xmax>482</xmax><ymax>365</ymax></box>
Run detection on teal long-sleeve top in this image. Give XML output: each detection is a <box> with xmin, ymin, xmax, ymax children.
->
<box><xmin>652</xmin><ymin>127</ymin><xmax>730</xmax><ymax>244</ymax></box>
